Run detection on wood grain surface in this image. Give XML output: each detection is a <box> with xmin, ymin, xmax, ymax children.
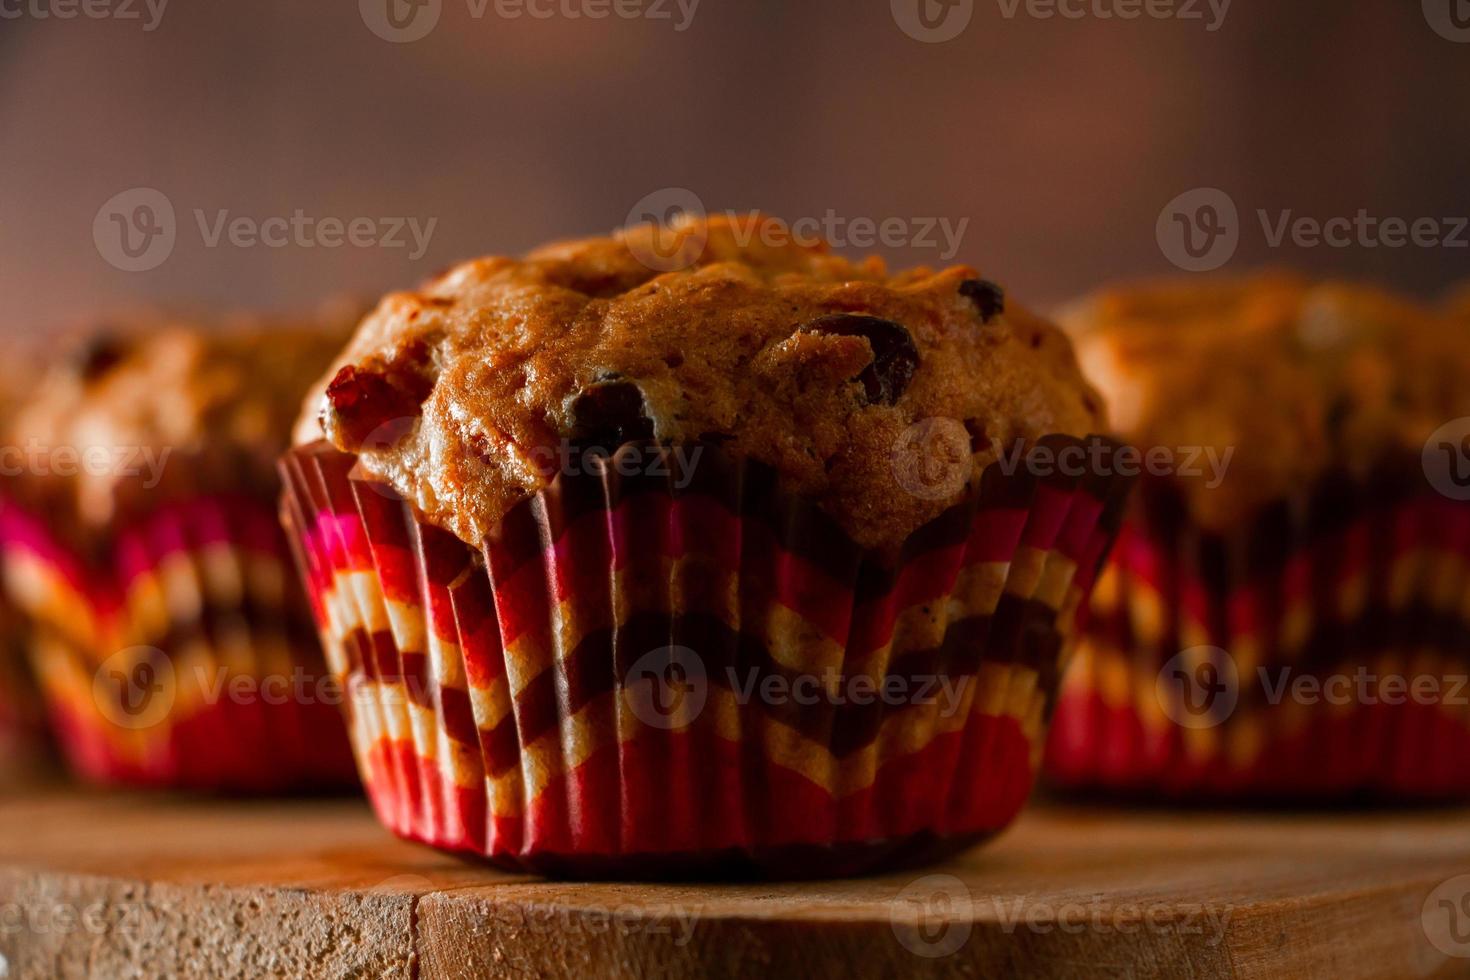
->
<box><xmin>1</xmin><ymin>790</ymin><xmax>1469</xmax><ymax>979</ymax></box>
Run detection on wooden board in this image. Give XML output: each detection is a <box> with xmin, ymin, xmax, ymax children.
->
<box><xmin>1</xmin><ymin>790</ymin><xmax>1470</xmax><ymax>979</ymax></box>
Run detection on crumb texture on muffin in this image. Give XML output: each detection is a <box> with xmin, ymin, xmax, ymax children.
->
<box><xmin>13</xmin><ymin>304</ymin><xmax>358</xmax><ymax>526</ymax></box>
<box><xmin>303</xmin><ymin>214</ymin><xmax>1105</xmax><ymax>551</ymax></box>
<box><xmin>1062</xmin><ymin>272</ymin><xmax>1470</xmax><ymax>529</ymax></box>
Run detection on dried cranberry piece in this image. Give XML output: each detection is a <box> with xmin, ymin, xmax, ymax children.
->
<box><xmin>325</xmin><ymin>361</ymin><xmax>432</xmax><ymax>450</ymax></box>
<box><xmin>801</xmin><ymin>314</ymin><xmax>919</xmax><ymax>406</ymax></box>
<box><xmin>568</xmin><ymin>378</ymin><xmax>655</xmax><ymax>448</ymax></box>
<box><xmin>959</xmin><ymin>279</ymin><xmax>1005</xmax><ymax>323</ymax></box>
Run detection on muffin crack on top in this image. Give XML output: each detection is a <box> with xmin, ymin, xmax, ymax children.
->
<box><xmin>302</xmin><ymin>213</ymin><xmax>1106</xmax><ymax>551</ymax></box>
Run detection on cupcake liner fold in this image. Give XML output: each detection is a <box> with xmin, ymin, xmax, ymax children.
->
<box><xmin>283</xmin><ymin>435</ymin><xmax>1131</xmax><ymax>877</ymax></box>
<box><xmin>0</xmin><ymin>600</ymin><xmax>46</xmax><ymax>780</ymax></box>
<box><xmin>0</xmin><ymin>456</ymin><xmax>356</xmax><ymax>792</ymax></box>
<box><xmin>1046</xmin><ymin>457</ymin><xmax>1470</xmax><ymax>801</ymax></box>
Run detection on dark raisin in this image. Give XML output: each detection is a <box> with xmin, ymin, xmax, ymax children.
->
<box><xmin>963</xmin><ymin>418</ymin><xmax>989</xmax><ymax>453</ymax></box>
<box><xmin>959</xmin><ymin>279</ymin><xmax>1005</xmax><ymax>323</ymax></box>
<box><xmin>801</xmin><ymin>314</ymin><xmax>919</xmax><ymax>406</ymax></box>
<box><xmin>568</xmin><ymin>379</ymin><xmax>655</xmax><ymax>448</ymax></box>
<box><xmin>73</xmin><ymin>334</ymin><xmax>128</xmax><ymax>381</ymax></box>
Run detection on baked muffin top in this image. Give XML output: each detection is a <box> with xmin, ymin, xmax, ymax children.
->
<box><xmin>14</xmin><ymin>303</ymin><xmax>358</xmax><ymax>526</ymax></box>
<box><xmin>301</xmin><ymin>213</ymin><xmax>1106</xmax><ymax>551</ymax></box>
<box><xmin>1062</xmin><ymin>273</ymin><xmax>1470</xmax><ymax>529</ymax></box>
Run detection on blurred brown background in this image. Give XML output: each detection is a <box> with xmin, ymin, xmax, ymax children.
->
<box><xmin>1</xmin><ymin>0</ymin><xmax>1467</xmax><ymax>332</ymax></box>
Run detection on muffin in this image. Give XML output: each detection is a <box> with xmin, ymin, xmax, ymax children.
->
<box><xmin>281</xmin><ymin>214</ymin><xmax>1131</xmax><ymax>877</ymax></box>
<box><xmin>0</xmin><ymin>346</ymin><xmax>50</xmax><ymax>783</ymax></box>
<box><xmin>1447</xmin><ymin>284</ymin><xmax>1470</xmax><ymax>321</ymax></box>
<box><xmin>0</xmin><ymin>307</ymin><xmax>360</xmax><ymax>791</ymax></box>
<box><xmin>1045</xmin><ymin>273</ymin><xmax>1470</xmax><ymax>800</ymax></box>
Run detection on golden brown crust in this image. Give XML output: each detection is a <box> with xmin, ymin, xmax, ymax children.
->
<box><xmin>1062</xmin><ymin>272</ymin><xmax>1470</xmax><ymax>529</ymax></box>
<box><xmin>302</xmin><ymin>214</ymin><xmax>1106</xmax><ymax>550</ymax></box>
<box><xmin>13</xmin><ymin>302</ymin><xmax>361</xmax><ymax>526</ymax></box>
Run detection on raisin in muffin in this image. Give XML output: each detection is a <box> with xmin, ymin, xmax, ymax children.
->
<box><xmin>283</xmin><ymin>214</ymin><xmax>1130</xmax><ymax>877</ymax></box>
<box><xmin>2</xmin><ymin>304</ymin><xmax>361</xmax><ymax>790</ymax></box>
<box><xmin>1047</xmin><ymin>273</ymin><xmax>1470</xmax><ymax>801</ymax></box>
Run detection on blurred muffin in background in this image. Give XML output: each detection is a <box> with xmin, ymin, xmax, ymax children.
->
<box><xmin>281</xmin><ymin>214</ymin><xmax>1132</xmax><ymax>877</ymax></box>
<box><xmin>0</xmin><ymin>304</ymin><xmax>362</xmax><ymax>792</ymax></box>
<box><xmin>1046</xmin><ymin>273</ymin><xmax>1470</xmax><ymax>801</ymax></box>
<box><xmin>1446</xmin><ymin>283</ymin><xmax>1470</xmax><ymax>321</ymax></box>
<box><xmin>0</xmin><ymin>343</ymin><xmax>51</xmax><ymax>786</ymax></box>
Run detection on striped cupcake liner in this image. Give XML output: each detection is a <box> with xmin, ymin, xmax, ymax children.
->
<box><xmin>0</xmin><ymin>601</ymin><xmax>46</xmax><ymax>781</ymax></box>
<box><xmin>1046</xmin><ymin>466</ymin><xmax>1470</xmax><ymax>801</ymax></box>
<box><xmin>0</xmin><ymin>492</ymin><xmax>355</xmax><ymax>792</ymax></box>
<box><xmin>282</xmin><ymin>435</ymin><xmax>1131</xmax><ymax>878</ymax></box>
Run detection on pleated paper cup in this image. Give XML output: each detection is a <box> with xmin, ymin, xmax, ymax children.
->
<box><xmin>0</xmin><ymin>582</ymin><xmax>47</xmax><ymax>781</ymax></box>
<box><xmin>1046</xmin><ymin>459</ymin><xmax>1470</xmax><ymax>801</ymax></box>
<box><xmin>0</xmin><ymin>464</ymin><xmax>356</xmax><ymax>792</ymax></box>
<box><xmin>282</xmin><ymin>435</ymin><xmax>1131</xmax><ymax>878</ymax></box>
